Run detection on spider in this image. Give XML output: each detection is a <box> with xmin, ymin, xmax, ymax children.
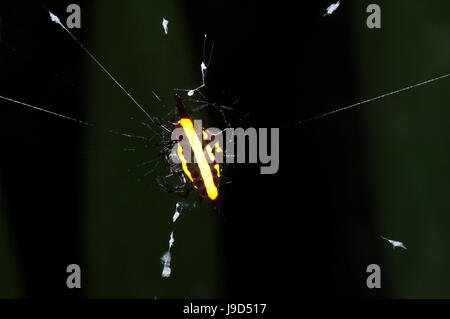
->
<box><xmin>157</xmin><ymin>94</ymin><xmax>223</xmax><ymax>214</ymax></box>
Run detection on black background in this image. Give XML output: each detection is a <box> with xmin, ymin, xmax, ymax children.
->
<box><xmin>0</xmin><ymin>0</ymin><xmax>385</xmax><ymax>299</ymax></box>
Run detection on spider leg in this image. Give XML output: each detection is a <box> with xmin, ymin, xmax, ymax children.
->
<box><xmin>156</xmin><ymin>173</ymin><xmax>176</xmax><ymax>193</ymax></box>
<box><xmin>156</xmin><ymin>172</ymin><xmax>191</xmax><ymax>195</ymax></box>
<box><xmin>156</xmin><ymin>140</ymin><xmax>177</xmax><ymax>148</ymax></box>
<box><xmin>191</xmin><ymin>103</ymin><xmax>209</xmax><ymax>113</ymax></box>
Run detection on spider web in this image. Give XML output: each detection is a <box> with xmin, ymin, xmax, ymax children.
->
<box><xmin>0</xmin><ymin>2</ymin><xmax>225</xmax><ymax>298</ymax></box>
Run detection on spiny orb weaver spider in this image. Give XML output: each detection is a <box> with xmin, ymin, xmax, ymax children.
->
<box><xmin>157</xmin><ymin>94</ymin><xmax>223</xmax><ymax>214</ymax></box>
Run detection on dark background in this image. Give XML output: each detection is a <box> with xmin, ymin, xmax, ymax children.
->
<box><xmin>0</xmin><ymin>0</ymin><xmax>449</xmax><ymax>299</ymax></box>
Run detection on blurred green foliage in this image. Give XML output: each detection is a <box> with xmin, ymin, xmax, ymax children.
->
<box><xmin>356</xmin><ymin>0</ymin><xmax>450</xmax><ymax>298</ymax></box>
